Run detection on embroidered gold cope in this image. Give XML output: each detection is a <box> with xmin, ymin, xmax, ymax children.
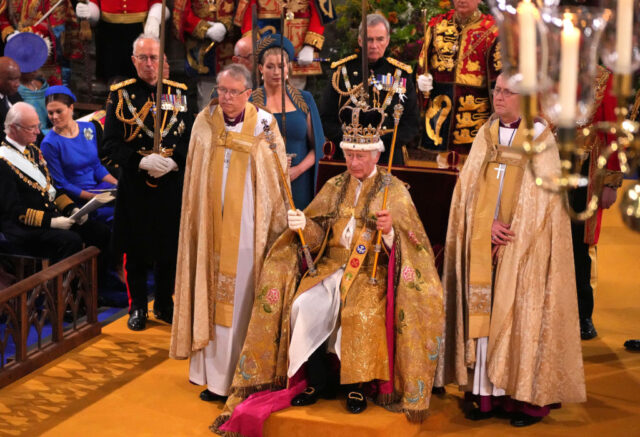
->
<box><xmin>170</xmin><ymin>102</ymin><xmax>288</xmax><ymax>359</ymax></box>
<box><xmin>436</xmin><ymin>115</ymin><xmax>586</xmax><ymax>407</ymax></box>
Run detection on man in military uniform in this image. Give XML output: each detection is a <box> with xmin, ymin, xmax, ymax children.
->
<box><xmin>0</xmin><ymin>102</ymin><xmax>109</xmax><ymax>264</ymax></box>
<box><xmin>103</xmin><ymin>34</ymin><xmax>193</xmax><ymax>331</ymax></box>
<box><xmin>172</xmin><ymin>0</ymin><xmax>236</xmax><ymax>110</ymax></box>
<box><xmin>416</xmin><ymin>0</ymin><xmax>500</xmax><ymax>161</ymax></box>
<box><xmin>320</xmin><ymin>13</ymin><xmax>419</xmax><ymax>165</ymax></box>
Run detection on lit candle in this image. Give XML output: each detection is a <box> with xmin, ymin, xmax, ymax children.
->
<box><xmin>559</xmin><ymin>15</ymin><xmax>580</xmax><ymax>126</ymax></box>
<box><xmin>518</xmin><ymin>0</ymin><xmax>537</xmax><ymax>92</ymax></box>
<box><xmin>616</xmin><ymin>0</ymin><xmax>634</xmax><ymax>73</ymax></box>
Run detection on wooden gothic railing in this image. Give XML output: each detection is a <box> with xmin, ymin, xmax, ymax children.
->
<box><xmin>0</xmin><ymin>247</ymin><xmax>102</xmax><ymax>388</ymax></box>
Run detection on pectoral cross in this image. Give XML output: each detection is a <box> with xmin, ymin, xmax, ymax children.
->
<box><xmin>494</xmin><ymin>164</ymin><xmax>506</xmax><ymax>179</ymax></box>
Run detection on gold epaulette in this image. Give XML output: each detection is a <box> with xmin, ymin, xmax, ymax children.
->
<box><xmin>163</xmin><ymin>79</ymin><xmax>188</xmax><ymax>90</ymax></box>
<box><xmin>331</xmin><ymin>54</ymin><xmax>357</xmax><ymax>70</ymax></box>
<box><xmin>386</xmin><ymin>57</ymin><xmax>413</xmax><ymax>74</ymax></box>
<box><xmin>110</xmin><ymin>78</ymin><xmax>136</xmax><ymax>92</ymax></box>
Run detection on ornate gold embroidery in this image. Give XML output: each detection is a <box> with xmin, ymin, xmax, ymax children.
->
<box><xmin>453</xmin><ymin>95</ymin><xmax>489</xmax><ymax>145</ymax></box>
<box><xmin>287</xmin><ymin>84</ymin><xmax>309</xmax><ymax>113</ymax></box>
<box><xmin>493</xmin><ymin>41</ymin><xmax>502</xmax><ymax>71</ymax></box>
<box><xmin>431</xmin><ymin>20</ymin><xmax>458</xmax><ymax>72</ymax></box>
<box><xmin>425</xmin><ymin>95</ymin><xmax>452</xmax><ymax>146</ymax></box>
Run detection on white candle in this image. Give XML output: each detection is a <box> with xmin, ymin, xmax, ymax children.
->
<box><xmin>616</xmin><ymin>0</ymin><xmax>634</xmax><ymax>73</ymax></box>
<box><xmin>518</xmin><ymin>0</ymin><xmax>538</xmax><ymax>91</ymax></box>
<box><xmin>559</xmin><ymin>15</ymin><xmax>580</xmax><ymax>126</ymax></box>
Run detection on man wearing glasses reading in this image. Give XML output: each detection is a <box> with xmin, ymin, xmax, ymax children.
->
<box><xmin>103</xmin><ymin>34</ymin><xmax>193</xmax><ymax>331</ymax></box>
<box><xmin>170</xmin><ymin>63</ymin><xmax>289</xmax><ymax>404</ymax></box>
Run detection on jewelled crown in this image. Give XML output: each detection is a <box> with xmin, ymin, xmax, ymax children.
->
<box><xmin>339</xmin><ymin>105</ymin><xmax>386</xmax><ymax>152</ymax></box>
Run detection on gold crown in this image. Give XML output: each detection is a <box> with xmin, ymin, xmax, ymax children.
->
<box><xmin>340</xmin><ymin>105</ymin><xmax>386</xmax><ymax>147</ymax></box>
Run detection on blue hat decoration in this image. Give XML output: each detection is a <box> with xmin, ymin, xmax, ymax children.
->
<box><xmin>256</xmin><ymin>33</ymin><xmax>295</xmax><ymax>64</ymax></box>
<box><xmin>45</xmin><ymin>85</ymin><xmax>77</xmax><ymax>102</ymax></box>
<box><xmin>4</xmin><ymin>32</ymin><xmax>49</xmax><ymax>74</ymax></box>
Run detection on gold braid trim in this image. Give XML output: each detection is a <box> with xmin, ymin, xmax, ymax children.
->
<box><xmin>0</xmin><ymin>155</ymin><xmax>53</xmax><ymax>197</ymax></box>
<box><xmin>163</xmin><ymin>79</ymin><xmax>188</xmax><ymax>90</ymax></box>
<box><xmin>54</xmin><ymin>194</ymin><xmax>74</xmax><ymax>212</ymax></box>
<box><xmin>22</xmin><ymin>208</ymin><xmax>44</xmax><ymax>227</ymax></box>
<box><xmin>386</xmin><ymin>57</ymin><xmax>413</xmax><ymax>74</ymax></box>
<box><xmin>1</xmin><ymin>26</ymin><xmax>15</xmax><ymax>42</ymax></box>
<box><xmin>331</xmin><ymin>67</ymin><xmax>363</xmax><ymax>98</ymax></box>
<box><xmin>330</xmin><ymin>54</ymin><xmax>357</xmax><ymax>69</ymax></box>
<box><xmin>110</xmin><ymin>78</ymin><xmax>137</xmax><ymax>92</ymax></box>
<box><xmin>251</xmin><ymin>88</ymin><xmax>267</xmax><ymax>110</ymax></box>
<box><xmin>114</xmin><ymin>89</ymin><xmax>154</xmax><ymax>142</ymax></box>
<box><xmin>193</xmin><ymin>20</ymin><xmax>210</xmax><ymax>39</ymax></box>
<box><xmin>304</xmin><ymin>31</ymin><xmax>324</xmax><ymax>50</ymax></box>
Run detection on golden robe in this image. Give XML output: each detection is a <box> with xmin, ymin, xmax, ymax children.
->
<box><xmin>214</xmin><ymin>169</ymin><xmax>444</xmax><ymax>428</ymax></box>
<box><xmin>170</xmin><ymin>102</ymin><xmax>288</xmax><ymax>359</ymax></box>
<box><xmin>435</xmin><ymin>115</ymin><xmax>586</xmax><ymax>406</ymax></box>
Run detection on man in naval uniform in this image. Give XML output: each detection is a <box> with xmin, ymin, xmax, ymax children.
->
<box><xmin>320</xmin><ymin>13</ymin><xmax>419</xmax><ymax>165</ymax></box>
<box><xmin>103</xmin><ymin>34</ymin><xmax>193</xmax><ymax>331</ymax></box>
<box><xmin>0</xmin><ymin>102</ymin><xmax>110</xmax><ymax>264</ymax></box>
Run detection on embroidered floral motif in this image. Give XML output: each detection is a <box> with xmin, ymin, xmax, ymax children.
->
<box><xmin>266</xmin><ymin>288</ymin><xmax>280</xmax><ymax>305</ymax></box>
<box><xmin>402</xmin><ymin>266</ymin><xmax>416</xmax><ymax>282</ymax></box>
<box><xmin>350</xmin><ymin>258</ymin><xmax>360</xmax><ymax>268</ymax></box>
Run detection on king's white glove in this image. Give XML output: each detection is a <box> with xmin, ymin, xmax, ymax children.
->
<box><xmin>71</xmin><ymin>208</ymin><xmax>89</xmax><ymax>225</ymax></box>
<box><xmin>287</xmin><ymin>209</ymin><xmax>306</xmax><ymax>231</ymax></box>
<box><xmin>417</xmin><ymin>74</ymin><xmax>433</xmax><ymax>93</ymax></box>
<box><xmin>51</xmin><ymin>216</ymin><xmax>74</xmax><ymax>230</ymax></box>
<box><xmin>144</xmin><ymin>4</ymin><xmax>169</xmax><ymax>38</ymax></box>
<box><xmin>297</xmin><ymin>45</ymin><xmax>314</xmax><ymax>66</ymax></box>
<box><xmin>206</xmin><ymin>22</ymin><xmax>227</xmax><ymax>42</ymax></box>
<box><xmin>75</xmin><ymin>2</ymin><xmax>100</xmax><ymax>24</ymax></box>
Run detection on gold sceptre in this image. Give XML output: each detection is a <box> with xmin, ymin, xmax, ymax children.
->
<box><xmin>369</xmin><ymin>104</ymin><xmax>403</xmax><ymax>284</ymax></box>
<box><xmin>261</xmin><ymin>119</ymin><xmax>317</xmax><ymax>276</ymax></box>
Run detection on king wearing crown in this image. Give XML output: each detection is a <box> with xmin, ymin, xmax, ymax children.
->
<box><xmin>212</xmin><ymin>102</ymin><xmax>444</xmax><ymax>434</ymax></box>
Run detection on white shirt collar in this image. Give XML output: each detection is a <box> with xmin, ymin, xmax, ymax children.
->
<box><xmin>5</xmin><ymin>136</ymin><xmax>26</xmax><ymax>154</ymax></box>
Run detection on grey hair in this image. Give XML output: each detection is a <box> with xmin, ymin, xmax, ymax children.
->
<box><xmin>132</xmin><ymin>33</ymin><xmax>160</xmax><ymax>55</ymax></box>
<box><xmin>358</xmin><ymin>13</ymin><xmax>390</xmax><ymax>39</ymax></box>
<box><xmin>217</xmin><ymin>63</ymin><xmax>253</xmax><ymax>90</ymax></box>
<box><xmin>4</xmin><ymin>102</ymin><xmax>35</xmax><ymax>135</ymax></box>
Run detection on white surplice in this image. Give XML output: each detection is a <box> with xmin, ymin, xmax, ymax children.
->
<box><xmin>188</xmin><ymin>109</ymin><xmax>271</xmax><ymax>396</ymax></box>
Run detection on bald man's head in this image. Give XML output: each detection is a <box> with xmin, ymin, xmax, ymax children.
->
<box><xmin>233</xmin><ymin>37</ymin><xmax>253</xmax><ymax>69</ymax></box>
<box><xmin>0</xmin><ymin>57</ymin><xmax>20</xmax><ymax>96</ymax></box>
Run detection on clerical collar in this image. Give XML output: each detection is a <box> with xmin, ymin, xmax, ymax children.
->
<box><xmin>499</xmin><ymin>118</ymin><xmax>521</xmax><ymax>129</ymax></box>
<box><xmin>5</xmin><ymin>136</ymin><xmax>26</xmax><ymax>154</ymax></box>
<box><xmin>224</xmin><ymin>109</ymin><xmax>245</xmax><ymax>127</ymax></box>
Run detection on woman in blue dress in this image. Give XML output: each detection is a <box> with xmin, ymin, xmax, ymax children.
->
<box><xmin>251</xmin><ymin>34</ymin><xmax>324</xmax><ymax>209</ymax></box>
<box><xmin>40</xmin><ymin>86</ymin><xmax>118</xmax><ymax>224</ymax></box>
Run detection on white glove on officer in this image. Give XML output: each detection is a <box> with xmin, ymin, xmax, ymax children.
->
<box><xmin>297</xmin><ymin>45</ymin><xmax>314</xmax><ymax>66</ymax></box>
<box><xmin>206</xmin><ymin>22</ymin><xmax>227</xmax><ymax>42</ymax></box>
<box><xmin>6</xmin><ymin>31</ymin><xmax>19</xmax><ymax>41</ymax></box>
<box><xmin>417</xmin><ymin>74</ymin><xmax>433</xmax><ymax>93</ymax></box>
<box><xmin>139</xmin><ymin>154</ymin><xmax>173</xmax><ymax>178</ymax></box>
<box><xmin>75</xmin><ymin>2</ymin><xmax>100</xmax><ymax>24</ymax></box>
<box><xmin>287</xmin><ymin>209</ymin><xmax>306</xmax><ymax>231</ymax></box>
<box><xmin>144</xmin><ymin>4</ymin><xmax>170</xmax><ymax>38</ymax></box>
<box><xmin>71</xmin><ymin>208</ymin><xmax>89</xmax><ymax>225</ymax></box>
<box><xmin>51</xmin><ymin>216</ymin><xmax>75</xmax><ymax>230</ymax></box>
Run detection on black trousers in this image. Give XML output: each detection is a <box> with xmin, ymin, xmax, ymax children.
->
<box><xmin>4</xmin><ymin>220</ymin><xmax>110</xmax><ymax>265</ymax></box>
<box><xmin>123</xmin><ymin>251</ymin><xmax>176</xmax><ymax>313</ymax></box>
<box><xmin>569</xmin><ymin>159</ymin><xmax>594</xmax><ymax>321</ymax></box>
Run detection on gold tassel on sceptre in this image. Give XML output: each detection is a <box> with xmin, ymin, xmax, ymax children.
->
<box><xmin>369</xmin><ymin>104</ymin><xmax>404</xmax><ymax>284</ymax></box>
<box><xmin>261</xmin><ymin>119</ymin><xmax>318</xmax><ymax>276</ymax></box>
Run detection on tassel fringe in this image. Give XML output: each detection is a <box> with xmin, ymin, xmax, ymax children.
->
<box><xmin>403</xmin><ymin>408</ymin><xmax>429</xmax><ymax>423</ymax></box>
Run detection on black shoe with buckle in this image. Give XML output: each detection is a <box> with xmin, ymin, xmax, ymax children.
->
<box><xmin>580</xmin><ymin>317</ymin><xmax>598</xmax><ymax>340</ymax></box>
<box><xmin>624</xmin><ymin>339</ymin><xmax>640</xmax><ymax>351</ymax></box>
<box><xmin>291</xmin><ymin>386</ymin><xmax>321</xmax><ymax>406</ymax></box>
<box><xmin>199</xmin><ymin>389</ymin><xmax>227</xmax><ymax>402</ymax></box>
<box><xmin>127</xmin><ymin>308</ymin><xmax>148</xmax><ymax>331</ymax></box>
<box><xmin>510</xmin><ymin>412</ymin><xmax>543</xmax><ymax>427</ymax></box>
<box><xmin>346</xmin><ymin>390</ymin><xmax>367</xmax><ymax>414</ymax></box>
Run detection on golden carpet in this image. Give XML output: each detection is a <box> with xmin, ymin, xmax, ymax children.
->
<box><xmin>1</xmin><ymin>181</ymin><xmax>639</xmax><ymax>437</ymax></box>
